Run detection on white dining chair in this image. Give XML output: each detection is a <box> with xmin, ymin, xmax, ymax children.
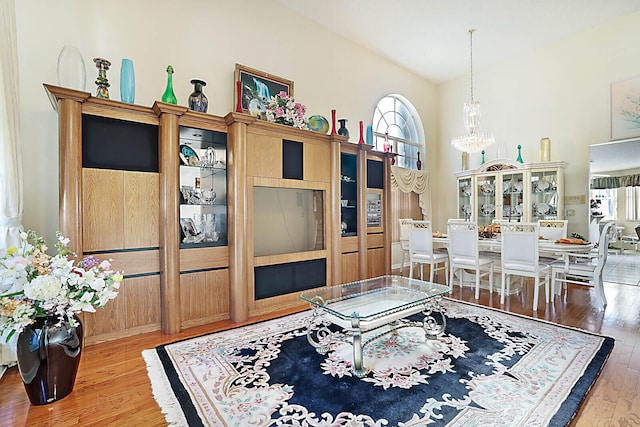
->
<box><xmin>398</xmin><ymin>218</ymin><xmax>413</xmax><ymax>275</ymax></box>
<box><xmin>538</xmin><ymin>219</ymin><xmax>568</xmax><ymax>241</ymax></box>
<box><xmin>538</xmin><ymin>219</ymin><xmax>568</xmax><ymax>263</ymax></box>
<box><xmin>447</xmin><ymin>220</ymin><xmax>494</xmax><ymax>298</ymax></box>
<box><xmin>408</xmin><ymin>220</ymin><xmax>449</xmax><ymax>285</ymax></box>
<box><xmin>500</xmin><ymin>222</ymin><xmax>550</xmax><ymax>311</ymax></box>
<box><xmin>550</xmin><ymin>221</ymin><xmax>614</xmax><ymax>310</ymax></box>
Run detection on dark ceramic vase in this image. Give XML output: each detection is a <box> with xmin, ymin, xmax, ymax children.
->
<box><xmin>16</xmin><ymin>315</ymin><xmax>83</xmax><ymax>405</ymax></box>
<box><xmin>337</xmin><ymin>119</ymin><xmax>349</xmax><ymax>138</ymax></box>
<box><xmin>188</xmin><ymin>79</ymin><xmax>208</xmax><ymax>113</ymax></box>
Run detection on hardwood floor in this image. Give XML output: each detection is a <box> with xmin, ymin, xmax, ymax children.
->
<box><xmin>1</xmin><ymin>277</ymin><xmax>639</xmax><ymax>426</ymax></box>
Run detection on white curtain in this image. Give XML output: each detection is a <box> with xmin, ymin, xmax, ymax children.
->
<box><xmin>625</xmin><ymin>187</ymin><xmax>640</xmax><ymax>221</ymax></box>
<box><xmin>0</xmin><ymin>0</ymin><xmax>24</xmax><ymax>372</ymax></box>
<box><xmin>390</xmin><ymin>166</ymin><xmax>432</xmax><ymax>220</ymax></box>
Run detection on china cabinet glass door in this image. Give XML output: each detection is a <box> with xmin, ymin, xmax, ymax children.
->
<box><xmin>500</xmin><ymin>171</ymin><xmax>524</xmax><ymax>221</ymax></box>
<box><xmin>531</xmin><ymin>169</ymin><xmax>559</xmax><ymax>220</ymax></box>
<box><xmin>476</xmin><ymin>174</ymin><xmax>497</xmax><ymax>227</ymax></box>
<box><xmin>457</xmin><ymin>176</ymin><xmax>472</xmax><ymax>221</ymax></box>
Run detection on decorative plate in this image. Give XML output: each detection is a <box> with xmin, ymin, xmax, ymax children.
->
<box><xmin>513</xmin><ymin>182</ymin><xmax>523</xmax><ymax>193</ymax></box>
<box><xmin>481</xmin><ymin>204</ymin><xmax>496</xmax><ymax>216</ymax></box>
<box><xmin>480</xmin><ymin>182</ymin><xmax>495</xmax><ymax>195</ymax></box>
<box><xmin>461</xmin><ymin>204</ymin><xmax>472</xmax><ymax>215</ymax></box>
<box><xmin>536</xmin><ymin>178</ymin><xmax>550</xmax><ymax>192</ymax></box>
<box><xmin>180</xmin><ymin>144</ymin><xmax>199</xmax><ymax>163</ymax></box>
<box><xmin>534</xmin><ymin>202</ymin><xmax>551</xmax><ymax>216</ymax></box>
<box><xmin>308</xmin><ymin>115</ymin><xmax>330</xmax><ymax>133</ymax></box>
<box><xmin>462</xmin><ymin>185</ymin><xmax>472</xmax><ymax>197</ymax></box>
<box><xmin>515</xmin><ymin>203</ymin><xmax>524</xmax><ymax>216</ymax></box>
<box><xmin>503</xmin><ymin>182</ymin><xmax>511</xmax><ymax>194</ymax></box>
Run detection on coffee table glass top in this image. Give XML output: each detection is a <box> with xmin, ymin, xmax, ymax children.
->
<box><xmin>300</xmin><ymin>275</ymin><xmax>450</xmax><ymax>321</ymax></box>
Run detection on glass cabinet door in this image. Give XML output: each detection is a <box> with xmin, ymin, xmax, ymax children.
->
<box><xmin>476</xmin><ymin>174</ymin><xmax>497</xmax><ymax>228</ymax></box>
<box><xmin>531</xmin><ymin>169</ymin><xmax>559</xmax><ymax>220</ymax></box>
<box><xmin>501</xmin><ymin>171</ymin><xmax>524</xmax><ymax>221</ymax></box>
<box><xmin>179</xmin><ymin>126</ymin><xmax>228</xmax><ymax>248</ymax></box>
<box><xmin>458</xmin><ymin>177</ymin><xmax>472</xmax><ymax>221</ymax></box>
<box><xmin>340</xmin><ymin>152</ymin><xmax>358</xmax><ymax>236</ymax></box>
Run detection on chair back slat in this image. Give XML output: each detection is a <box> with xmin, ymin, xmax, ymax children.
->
<box><xmin>399</xmin><ymin>218</ymin><xmax>413</xmax><ymax>250</ymax></box>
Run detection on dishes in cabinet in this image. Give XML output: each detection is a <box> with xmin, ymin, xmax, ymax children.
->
<box><xmin>480</xmin><ymin>204</ymin><xmax>495</xmax><ymax>216</ymax></box>
<box><xmin>515</xmin><ymin>203</ymin><xmax>524</xmax><ymax>216</ymax></box>
<box><xmin>533</xmin><ymin>202</ymin><xmax>551</xmax><ymax>216</ymax></box>
<box><xmin>503</xmin><ymin>182</ymin><xmax>511</xmax><ymax>194</ymax></box>
<box><xmin>480</xmin><ymin>182</ymin><xmax>495</xmax><ymax>195</ymax></box>
<box><xmin>461</xmin><ymin>204</ymin><xmax>472</xmax><ymax>216</ymax></box>
<box><xmin>180</xmin><ymin>144</ymin><xmax>199</xmax><ymax>165</ymax></box>
<box><xmin>535</xmin><ymin>177</ymin><xmax>550</xmax><ymax>192</ymax></box>
<box><xmin>461</xmin><ymin>184</ymin><xmax>472</xmax><ymax>197</ymax></box>
<box><xmin>512</xmin><ymin>182</ymin><xmax>523</xmax><ymax>193</ymax></box>
<box><xmin>181</xmin><ymin>185</ymin><xmax>216</xmax><ymax>205</ymax></box>
<box><xmin>503</xmin><ymin>206</ymin><xmax>512</xmax><ymax>217</ymax></box>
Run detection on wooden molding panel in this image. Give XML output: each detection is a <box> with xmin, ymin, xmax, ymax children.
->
<box><xmin>247</xmin><ymin>133</ymin><xmax>281</xmax><ymax>178</ymax></box>
<box><xmin>180</xmin><ymin>269</ymin><xmax>230</xmax><ymax>325</ymax></box>
<box><xmin>180</xmin><ymin>246</ymin><xmax>229</xmax><ymax>271</ymax></box>
<box><xmin>304</xmin><ymin>139</ymin><xmax>331</xmax><ymax>183</ymax></box>
<box><xmin>125</xmin><ymin>275</ymin><xmax>161</xmax><ymax>329</ymax></box>
<box><xmin>367</xmin><ymin>247</ymin><xmax>386</xmax><ymax>279</ymax></box>
<box><xmin>367</xmin><ymin>233</ymin><xmax>385</xmax><ymax>249</ymax></box>
<box><xmin>341</xmin><ymin>236</ymin><xmax>359</xmax><ymax>253</ymax></box>
<box><xmin>124</xmin><ymin>171</ymin><xmax>159</xmax><ymax>249</ymax></box>
<box><xmin>341</xmin><ymin>252</ymin><xmax>360</xmax><ymax>284</ymax></box>
<box><xmin>83</xmin><ymin>168</ymin><xmax>124</xmax><ymax>251</ymax></box>
<box><xmin>104</xmin><ymin>250</ymin><xmax>159</xmax><ymax>276</ymax></box>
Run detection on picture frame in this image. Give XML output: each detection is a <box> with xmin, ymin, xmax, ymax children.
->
<box><xmin>611</xmin><ymin>76</ymin><xmax>640</xmax><ymax>140</ymax></box>
<box><xmin>234</xmin><ymin>64</ymin><xmax>294</xmax><ymax>115</ymax></box>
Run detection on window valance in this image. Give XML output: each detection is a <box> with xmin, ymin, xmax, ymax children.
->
<box><xmin>591</xmin><ymin>174</ymin><xmax>640</xmax><ymax>189</ymax></box>
<box><xmin>390</xmin><ymin>166</ymin><xmax>431</xmax><ymax>220</ymax></box>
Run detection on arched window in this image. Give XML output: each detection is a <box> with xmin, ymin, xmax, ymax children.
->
<box><xmin>372</xmin><ymin>95</ymin><xmax>424</xmax><ymax>169</ymax></box>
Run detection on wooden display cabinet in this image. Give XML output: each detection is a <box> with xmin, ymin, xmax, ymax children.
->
<box><xmin>46</xmin><ymin>83</ymin><xmax>393</xmax><ymax>342</ymax></box>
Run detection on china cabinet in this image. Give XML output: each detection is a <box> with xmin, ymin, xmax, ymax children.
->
<box><xmin>456</xmin><ymin>159</ymin><xmax>566</xmax><ymax>226</ymax></box>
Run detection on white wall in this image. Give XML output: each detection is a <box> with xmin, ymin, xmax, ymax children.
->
<box><xmin>436</xmin><ymin>11</ymin><xmax>640</xmax><ymax>238</ymax></box>
<box><xmin>14</xmin><ymin>0</ymin><xmax>439</xmax><ymax>244</ymax></box>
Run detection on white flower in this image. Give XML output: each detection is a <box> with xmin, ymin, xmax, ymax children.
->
<box><xmin>24</xmin><ymin>275</ymin><xmax>64</xmax><ymax>301</ymax></box>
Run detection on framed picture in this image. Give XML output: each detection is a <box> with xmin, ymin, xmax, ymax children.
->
<box><xmin>234</xmin><ymin>64</ymin><xmax>294</xmax><ymax>116</ymax></box>
<box><xmin>611</xmin><ymin>76</ymin><xmax>640</xmax><ymax>140</ymax></box>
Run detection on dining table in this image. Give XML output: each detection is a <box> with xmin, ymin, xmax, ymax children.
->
<box><xmin>431</xmin><ymin>234</ymin><xmax>594</xmax><ymax>295</ymax></box>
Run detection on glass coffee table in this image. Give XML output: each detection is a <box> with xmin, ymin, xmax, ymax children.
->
<box><xmin>300</xmin><ymin>275</ymin><xmax>450</xmax><ymax>377</ymax></box>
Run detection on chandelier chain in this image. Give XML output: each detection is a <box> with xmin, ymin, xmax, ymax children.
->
<box><xmin>469</xmin><ymin>29</ymin><xmax>475</xmax><ymax>102</ymax></box>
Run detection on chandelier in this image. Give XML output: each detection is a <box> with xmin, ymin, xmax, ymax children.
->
<box><xmin>451</xmin><ymin>29</ymin><xmax>495</xmax><ymax>153</ymax></box>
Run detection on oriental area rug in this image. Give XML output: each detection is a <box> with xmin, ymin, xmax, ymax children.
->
<box><xmin>142</xmin><ymin>299</ymin><xmax>614</xmax><ymax>426</ymax></box>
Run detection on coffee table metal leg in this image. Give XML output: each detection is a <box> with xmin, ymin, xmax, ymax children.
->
<box><xmin>306</xmin><ymin>305</ymin><xmax>332</xmax><ymax>354</ymax></box>
<box><xmin>350</xmin><ymin>316</ymin><xmax>366</xmax><ymax>378</ymax></box>
<box><xmin>422</xmin><ymin>295</ymin><xmax>447</xmax><ymax>339</ymax></box>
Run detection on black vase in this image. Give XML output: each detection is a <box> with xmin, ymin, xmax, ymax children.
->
<box><xmin>188</xmin><ymin>79</ymin><xmax>208</xmax><ymax>113</ymax></box>
<box><xmin>337</xmin><ymin>119</ymin><xmax>349</xmax><ymax>138</ymax></box>
<box><xmin>16</xmin><ymin>315</ymin><xmax>83</xmax><ymax>405</ymax></box>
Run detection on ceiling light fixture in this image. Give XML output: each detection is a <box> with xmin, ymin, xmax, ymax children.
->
<box><xmin>451</xmin><ymin>29</ymin><xmax>495</xmax><ymax>153</ymax></box>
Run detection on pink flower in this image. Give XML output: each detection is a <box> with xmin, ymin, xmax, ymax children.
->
<box><xmin>274</xmin><ymin>107</ymin><xmax>285</xmax><ymax>117</ymax></box>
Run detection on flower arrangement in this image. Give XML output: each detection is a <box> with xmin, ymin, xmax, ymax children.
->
<box><xmin>0</xmin><ymin>231</ymin><xmax>123</xmax><ymax>340</ymax></box>
<box><xmin>264</xmin><ymin>91</ymin><xmax>309</xmax><ymax>129</ymax></box>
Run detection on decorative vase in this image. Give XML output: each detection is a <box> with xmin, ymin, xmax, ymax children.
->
<box><xmin>120</xmin><ymin>58</ymin><xmax>135</xmax><ymax>104</ymax></box>
<box><xmin>188</xmin><ymin>79</ymin><xmax>208</xmax><ymax>113</ymax></box>
<box><xmin>358</xmin><ymin>121</ymin><xmax>365</xmax><ymax>144</ymax></box>
<box><xmin>417</xmin><ymin>151</ymin><xmax>422</xmax><ymax>170</ymax></box>
<box><xmin>337</xmin><ymin>119</ymin><xmax>349</xmax><ymax>138</ymax></box>
<box><xmin>366</xmin><ymin>125</ymin><xmax>373</xmax><ymax>145</ymax></box>
<box><xmin>235</xmin><ymin>81</ymin><xmax>243</xmax><ymax>112</ymax></box>
<box><xmin>330</xmin><ymin>110</ymin><xmax>337</xmax><ymax>135</ymax></box>
<box><xmin>16</xmin><ymin>315</ymin><xmax>83</xmax><ymax>405</ymax></box>
<box><xmin>57</xmin><ymin>46</ymin><xmax>86</xmax><ymax>91</ymax></box>
<box><xmin>540</xmin><ymin>137</ymin><xmax>551</xmax><ymax>162</ymax></box>
<box><xmin>481</xmin><ymin>150</ymin><xmax>485</xmax><ymax>164</ymax></box>
<box><xmin>383</xmin><ymin>132</ymin><xmax>391</xmax><ymax>153</ymax></box>
<box><xmin>162</xmin><ymin>65</ymin><xmax>177</xmax><ymax>104</ymax></box>
<box><xmin>93</xmin><ymin>57</ymin><xmax>111</xmax><ymax>99</ymax></box>
<box><xmin>462</xmin><ymin>152</ymin><xmax>469</xmax><ymax>170</ymax></box>
<box><xmin>516</xmin><ymin>144</ymin><xmax>523</xmax><ymax>163</ymax></box>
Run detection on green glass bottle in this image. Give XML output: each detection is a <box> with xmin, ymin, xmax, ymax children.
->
<box><xmin>481</xmin><ymin>150</ymin><xmax>485</xmax><ymax>164</ymax></box>
<box><xmin>162</xmin><ymin>65</ymin><xmax>177</xmax><ymax>104</ymax></box>
<box><xmin>516</xmin><ymin>144</ymin><xmax>523</xmax><ymax>163</ymax></box>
